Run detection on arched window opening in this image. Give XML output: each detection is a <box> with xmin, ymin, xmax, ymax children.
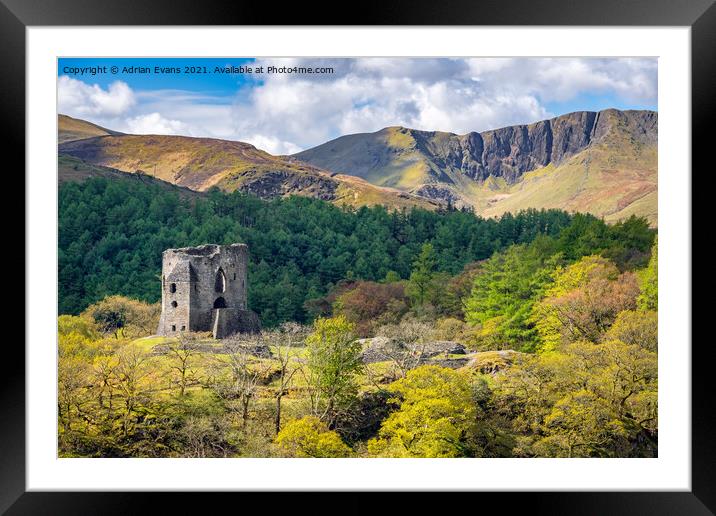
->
<box><xmin>215</xmin><ymin>268</ymin><xmax>226</xmax><ymax>293</ymax></box>
<box><xmin>213</xmin><ymin>297</ymin><xmax>227</xmax><ymax>309</ymax></box>
<box><xmin>171</xmin><ymin>301</ymin><xmax>178</xmax><ymax>308</ymax></box>
<box><xmin>170</xmin><ymin>283</ymin><xmax>177</xmax><ymax>293</ymax></box>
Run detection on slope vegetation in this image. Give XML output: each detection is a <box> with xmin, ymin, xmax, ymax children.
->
<box><xmin>59</xmin><ymin>114</ymin><xmax>123</xmax><ymax>143</ymax></box>
<box><xmin>58</xmin><ymin>126</ymin><xmax>439</xmax><ymax>211</ymax></box>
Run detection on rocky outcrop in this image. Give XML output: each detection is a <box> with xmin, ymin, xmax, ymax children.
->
<box><xmin>464</xmin><ymin>350</ymin><xmax>523</xmax><ymax>375</ymax></box>
<box><xmin>358</xmin><ymin>337</ymin><xmax>466</xmax><ymax>365</ymax></box>
<box><xmin>421</xmin><ymin>341</ymin><xmax>466</xmax><ymax>357</ymax></box>
<box><xmin>231</xmin><ymin>169</ymin><xmax>339</xmax><ymax>201</ymax></box>
<box><xmin>358</xmin><ymin>336</ymin><xmax>399</xmax><ymax>364</ymax></box>
<box><xmin>411</xmin><ymin>183</ymin><xmax>467</xmax><ymax>208</ymax></box>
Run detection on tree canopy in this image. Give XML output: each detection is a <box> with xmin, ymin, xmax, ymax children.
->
<box><xmin>59</xmin><ymin>177</ymin><xmax>605</xmax><ymax>327</ymax></box>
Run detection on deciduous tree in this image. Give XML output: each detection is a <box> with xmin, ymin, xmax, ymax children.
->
<box><xmin>304</xmin><ymin>316</ymin><xmax>363</xmax><ymax>428</ymax></box>
<box><xmin>368</xmin><ymin>365</ymin><xmax>476</xmax><ymax>457</ymax></box>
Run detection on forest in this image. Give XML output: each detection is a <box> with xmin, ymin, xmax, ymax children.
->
<box><xmin>58</xmin><ymin>177</ymin><xmax>658</xmax><ymax>458</ymax></box>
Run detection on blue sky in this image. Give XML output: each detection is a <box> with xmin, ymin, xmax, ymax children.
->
<box><xmin>58</xmin><ymin>57</ymin><xmax>657</xmax><ymax>155</ymax></box>
<box><xmin>59</xmin><ymin>58</ymin><xmax>258</xmax><ymax>97</ymax></box>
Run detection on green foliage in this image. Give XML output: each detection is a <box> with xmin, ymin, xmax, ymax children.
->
<box><xmin>368</xmin><ymin>365</ymin><xmax>476</xmax><ymax>457</ymax></box>
<box><xmin>493</xmin><ymin>339</ymin><xmax>657</xmax><ymax>457</ymax></box>
<box><xmin>536</xmin><ymin>389</ymin><xmax>627</xmax><ymax>458</ymax></box>
<box><xmin>407</xmin><ymin>242</ymin><xmax>437</xmax><ymax>306</ymax></box>
<box><xmin>59</xmin><ymin>177</ymin><xmax>578</xmax><ymax>326</ymax></box>
<box><xmin>57</xmin><ymin>176</ymin><xmax>658</xmax><ymax>459</ymax></box>
<box><xmin>58</xmin><ymin>314</ymin><xmax>100</xmax><ymax>340</ymax></box>
<box><xmin>58</xmin><ymin>315</ymin><xmax>116</xmax><ymax>360</ymax></box>
<box><xmin>605</xmin><ymin>310</ymin><xmax>658</xmax><ymax>352</ymax></box>
<box><xmin>275</xmin><ymin>416</ymin><xmax>351</xmax><ymax>457</ymax></box>
<box><xmin>533</xmin><ymin>257</ymin><xmax>640</xmax><ymax>352</ymax></box>
<box><xmin>463</xmin><ymin>217</ymin><xmax>654</xmax><ymax>352</ymax></box>
<box><xmin>383</xmin><ymin>270</ymin><xmax>401</xmax><ymax>283</ymax></box>
<box><xmin>464</xmin><ymin>243</ymin><xmax>561</xmax><ymax>352</ymax></box>
<box><xmin>556</xmin><ymin>213</ymin><xmax>654</xmax><ymax>269</ymax></box>
<box><xmin>81</xmin><ymin>295</ymin><xmax>160</xmax><ymax>339</ymax></box>
<box><xmin>637</xmin><ymin>236</ymin><xmax>658</xmax><ymax>311</ymax></box>
<box><xmin>432</xmin><ymin>317</ymin><xmax>467</xmax><ymax>341</ymax></box>
<box><xmin>532</xmin><ymin>256</ymin><xmax>639</xmax><ymax>352</ymax></box>
<box><xmin>305</xmin><ymin>316</ymin><xmax>364</xmax><ymax>426</ymax></box>
<box><xmin>544</xmin><ymin>255</ymin><xmax>620</xmax><ymax>295</ymax></box>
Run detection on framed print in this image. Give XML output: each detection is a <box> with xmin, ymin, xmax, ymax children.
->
<box><xmin>5</xmin><ymin>0</ymin><xmax>714</xmax><ymax>513</ymax></box>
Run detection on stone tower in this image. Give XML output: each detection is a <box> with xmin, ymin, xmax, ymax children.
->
<box><xmin>157</xmin><ymin>243</ymin><xmax>260</xmax><ymax>339</ymax></box>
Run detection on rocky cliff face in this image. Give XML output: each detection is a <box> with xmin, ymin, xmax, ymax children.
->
<box><xmin>294</xmin><ymin>109</ymin><xmax>657</xmax><ymax>187</ymax></box>
<box><xmin>455</xmin><ymin>109</ymin><xmax>655</xmax><ymax>182</ymax></box>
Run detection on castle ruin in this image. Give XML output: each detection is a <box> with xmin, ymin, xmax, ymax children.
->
<box><xmin>157</xmin><ymin>243</ymin><xmax>260</xmax><ymax>339</ymax></box>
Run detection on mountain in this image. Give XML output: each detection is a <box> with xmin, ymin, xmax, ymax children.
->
<box><xmin>57</xmin><ymin>123</ymin><xmax>440</xmax><ymax>211</ymax></box>
<box><xmin>58</xmin><ymin>110</ymin><xmax>657</xmax><ymax>224</ymax></box>
<box><xmin>293</xmin><ymin>109</ymin><xmax>658</xmax><ymax>225</ymax></box>
<box><xmin>58</xmin><ymin>114</ymin><xmax>123</xmax><ymax>143</ymax></box>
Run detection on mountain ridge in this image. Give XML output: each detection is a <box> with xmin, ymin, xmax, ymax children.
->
<box><xmin>294</xmin><ymin>109</ymin><xmax>656</xmax><ymax>186</ymax></box>
<box><xmin>57</xmin><ymin>109</ymin><xmax>657</xmax><ymax>225</ymax></box>
<box><xmin>57</xmin><ymin>121</ymin><xmax>440</xmax><ymax>211</ymax></box>
<box><xmin>293</xmin><ymin>109</ymin><xmax>657</xmax><ymax>224</ymax></box>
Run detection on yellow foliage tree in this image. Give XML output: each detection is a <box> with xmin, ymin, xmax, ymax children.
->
<box><xmin>493</xmin><ymin>339</ymin><xmax>657</xmax><ymax>457</ymax></box>
<box><xmin>368</xmin><ymin>365</ymin><xmax>476</xmax><ymax>458</ymax></box>
<box><xmin>275</xmin><ymin>416</ymin><xmax>351</xmax><ymax>457</ymax></box>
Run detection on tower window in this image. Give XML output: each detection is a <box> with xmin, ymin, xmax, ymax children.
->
<box><xmin>171</xmin><ymin>301</ymin><xmax>178</xmax><ymax>308</ymax></box>
<box><xmin>233</xmin><ymin>273</ymin><xmax>236</xmax><ymax>281</ymax></box>
<box><xmin>213</xmin><ymin>297</ymin><xmax>227</xmax><ymax>309</ymax></box>
<box><xmin>215</xmin><ymin>268</ymin><xmax>226</xmax><ymax>293</ymax></box>
<box><xmin>180</xmin><ymin>325</ymin><xmax>186</xmax><ymax>331</ymax></box>
<box><xmin>170</xmin><ymin>283</ymin><xmax>176</xmax><ymax>293</ymax></box>
<box><xmin>171</xmin><ymin>325</ymin><xmax>176</xmax><ymax>332</ymax></box>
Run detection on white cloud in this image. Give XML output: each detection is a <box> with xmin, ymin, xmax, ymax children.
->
<box><xmin>243</xmin><ymin>134</ymin><xmax>301</xmax><ymax>155</ymax></box>
<box><xmin>123</xmin><ymin>112</ymin><xmax>190</xmax><ymax>135</ymax></box>
<box><xmin>231</xmin><ymin>57</ymin><xmax>655</xmax><ymax>151</ymax></box>
<box><xmin>465</xmin><ymin>57</ymin><xmax>658</xmax><ymax>103</ymax></box>
<box><xmin>58</xmin><ymin>76</ymin><xmax>136</xmax><ymax>117</ymax></box>
<box><xmin>136</xmin><ymin>90</ymin><xmax>236</xmax><ymax>138</ymax></box>
<box><xmin>58</xmin><ymin>58</ymin><xmax>657</xmax><ymax>155</ymax></box>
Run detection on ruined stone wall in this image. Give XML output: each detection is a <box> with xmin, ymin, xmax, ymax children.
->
<box><xmin>157</xmin><ymin>243</ymin><xmax>250</xmax><ymax>337</ymax></box>
<box><xmin>211</xmin><ymin>308</ymin><xmax>262</xmax><ymax>338</ymax></box>
<box><xmin>157</xmin><ymin>257</ymin><xmax>193</xmax><ymax>335</ymax></box>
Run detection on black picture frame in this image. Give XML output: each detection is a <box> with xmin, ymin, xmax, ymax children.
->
<box><xmin>4</xmin><ymin>0</ymin><xmax>713</xmax><ymax>513</ymax></box>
